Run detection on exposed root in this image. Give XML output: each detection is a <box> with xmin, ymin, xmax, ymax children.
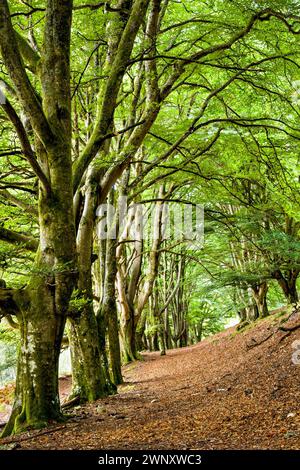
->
<box><xmin>61</xmin><ymin>395</ymin><xmax>81</xmax><ymax>409</ymax></box>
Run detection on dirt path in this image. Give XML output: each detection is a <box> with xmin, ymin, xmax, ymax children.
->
<box><xmin>1</xmin><ymin>312</ymin><xmax>300</xmax><ymax>449</ymax></box>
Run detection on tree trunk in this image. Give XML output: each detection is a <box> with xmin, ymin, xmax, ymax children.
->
<box><xmin>274</xmin><ymin>270</ymin><xmax>299</xmax><ymax>305</ymax></box>
<box><xmin>68</xmin><ymin>166</ymin><xmax>111</xmax><ymax>401</ymax></box>
<box><xmin>106</xmin><ymin>296</ymin><xmax>123</xmax><ymax>386</ymax></box>
<box><xmin>164</xmin><ymin>309</ymin><xmax>173</xmax><ymax>349</ymax></box>
<box><xmin>2</xmin><ymin>283</ymin><xmax>66</xmax><ymax>436</ymax></box>
<box><xmin>68</xmin><ymin>306</ymin><xmax>108</xmax><ymax>402</ymax></box>
<box><xmin>100</xmin><ymin>191</ymin><xmax>123</xmax><ymax>385</ymax></box>
<box><xmin>136</xmin><ymin>310</ymin><xmax>147</xmax><ymax>351</ymax></box>
<box><xmin>196</xmin><ymin>319</ymin><xmax>204</xmax><ymax>342</ymax></box>
<box><xmin>252</xmin><ymin>282</ymin><xmax>269</xmax><ymax>318</ymax></box>
<box><xmin>120</xmin><ymin>310</ymin><xmax>138</xmax><ymax>363</ymax></box>
<box><xmin>96</xmin><ymin>306</ymin><xmax>116</xmax><ymax>393</ymax></box>
<box><xmin>2</xmin><ymin>142</ymin><xmax>77</xmax><ymax>437</ymax></box>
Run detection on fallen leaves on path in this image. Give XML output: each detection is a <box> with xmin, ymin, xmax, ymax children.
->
<box><xmin>1</xmin><ymin>311</ymin><xmax>300</xmax><ymax>450</ymax></box>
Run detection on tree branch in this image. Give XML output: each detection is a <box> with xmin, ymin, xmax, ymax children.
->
<box><xmin>1</xmin><ymin>96</ymin><xmax>51</xmax><ymax>194</ymax></box>
<box><xmin>15</xmin><ymin>30</ymin><xmax>40</xmax><ymax>73</ymax></box>
<box><xmin>72</xmin><ymin>0</ymin><xmax>150</xmax><ymax>192</ymax></box>
<box><xmin>0</xmin><ymin>226</ymin><xmax>38</xmax><ymax>252</ymax></box>
<box><xmin>0</xmin><ymin>0</ymin><xmax>54</xmax><ymax>147</ymax></box>
<box><xmin>0</xmin><ymin>189</ymin><xmax>38</xmax><ymax>216</ymax></box>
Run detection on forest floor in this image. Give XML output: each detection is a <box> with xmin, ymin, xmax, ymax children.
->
<box><xmin>0</xmin><ymin>308</ymin><xmax>300</xmax><ymax>450</ymax></box>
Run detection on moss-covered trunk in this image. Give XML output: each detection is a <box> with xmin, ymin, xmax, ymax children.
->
<box><xmin>100</xmin><ymin>229</ymin><xmax>123</xmax><ymax>385</ymax></box>
<box><xmin>121</xmin><ymin>312</ymin><xmax>139</xmax><ymax>363</ymax></box>
<box><xmin>0</xmin><ymin>0</ymin><xmax>77</xmax><ymax>436</ymax></box>
<box><xmin>2</xmin><ymin>284</ymin><xmax>66</xmax><ymax>436</ymax></box>
<box><xmin>68</xmin><ymin>305</ymin><xmax>107</xmax><ymax>402</ymax></box>
<box><xmin>3</xmin><ymin>163</ymin><xmax>77</xmax><ymax>435</ymax></box>
<box><xmin>68</xmin><ymin>167</ymin><xmax>110</xmax><ymax>401</ymax></box>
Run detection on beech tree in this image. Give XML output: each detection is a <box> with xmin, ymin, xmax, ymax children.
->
<box><xmin>0</xmin><ymin>0</ymin><xmax>150</xmax><ymax>435</ymax></box>
<box><xmin>0</xmin><ymin>0</ymin><xmax>300</xmax><ymax>438</ymax></box>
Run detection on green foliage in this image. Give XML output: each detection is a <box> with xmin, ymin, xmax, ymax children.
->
<box><xmin>1</xmin><ymin>0</ymin><xmax>300</xmax><ymax>355</ymax></box>
<box><xmin>69</xmin><ymin>289</ymin><xmax>93</xmax><ymax>314</ymax></box>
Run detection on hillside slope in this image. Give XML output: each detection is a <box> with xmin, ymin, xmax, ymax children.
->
<box><xmin>1</xmin><ymin>309</ymin><xmax>300</xmax><ymax>450</ymax></box>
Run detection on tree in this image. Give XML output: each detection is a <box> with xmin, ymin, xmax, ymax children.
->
<box><xmin>1</xmin><ymin>0</ymin><xmax>300</xmax><ymax>438</ymax></box>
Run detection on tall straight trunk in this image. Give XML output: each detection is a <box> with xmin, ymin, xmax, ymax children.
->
<box><xmin>117</xmin><ymin>170</ymin><xmax>141</xmax><ymax>362</ymax></box>
<box><xmin>136</xmin><ymin>310</ymin><xmax>148</xmax><ymax>351</ymax></box>
<box><xmin>152</xmin><ymin>283</ymin><xmax>166</xmax><ymax>355</ymax></box>
<box><xmin>96</xmin><ymin>306</ymin><xmax>116</xmax><ymax>393</ymax></box>
<box><xmin>164</xmin><ymin>309</ymin><xmax>173</xmax><ymax>349</ymax></box>
<box><xmin>68</xmin><ymin>166</ymin><xmax>112</xmax><ymax>401</ymax></box>
<box><xmin>171</xmin><ymin>255</ymin><xmax>187</xmax><ymax>347</ymax></box>
<box><xmin>105</xmin><ymin>202</ymin><xmax>123</xmax><ymax>386</ymax></box>
<box><xmin>120</xmin><ymin>307</ymin><xmax>138</xmax><ymax>363</ymax></box>
<box><xmin>196</xmin><ymin>319</ymin><xmax>204</xmax><ymax>342</ymax></box>
<box><xmin>98</xmin><ymin>207</ymin><xmax>123</xmax><ymax>385</ymax></box>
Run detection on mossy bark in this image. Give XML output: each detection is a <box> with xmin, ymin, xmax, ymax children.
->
<box><xmin>96</xmin><ymin>307</ymin><xmax>117</xmax><ymax>394</ymax></box>
<box><xmin>1</xmin><ymin>0</ymin><xmax>77</xmax><ymax>436</ymax></box>
<box><xmin>2</xmin><ymin>140</ymin><xmax>77</xmax><ymax>438</ymax></box>
<box><xmin>100</xmin><ymin>232</ymin><xmax>123</xmax><ymax>386</ymax></box>
<box><xmin>2</xmin><ymin>197</ymin><xmax>76</xmax><ymax>437</ymax></box>
<box><xmin>121</xmin><ymin>312</ymin><xmax>139</xmax><ymax>363</ymax></box>
<box><xmin>2</xmin><ymin>285</ymin><xmax>67</xmax><ymax>437</ymax></box>
<box><xmin>68</xmin><ymin>307</ymin><xmax>107</xmax><ymax>402</ymax></box>
<box><xmin>68</xmin><ymin>166</ymin><xmax>112</xmax><ymax>401</ymax></box>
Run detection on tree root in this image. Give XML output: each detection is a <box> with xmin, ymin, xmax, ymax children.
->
<box><xmin>276</xmin><ymin>322</ymin><xmax>300</xmax><ymax>344</ymax></box>
<box><xmin>246</xmin><ymin>331</ymin><xmax>274</xmax><ymax>349</ymax></box>
<box><xmin>278</xmin><ymin>322</ymin><xmax>300</xmax><ymax>333</ymax></box>
<box><xmin>61</xmin><ymin>395</ymin><xmax>81</xmax><ymax>409</ymax></box>
<box><xmin>247</xmin><ymin>320</ymin><xmax>300</xmax><ymax>349</ymax></box>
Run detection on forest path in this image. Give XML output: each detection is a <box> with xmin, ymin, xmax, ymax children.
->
<box><xmin>1</xmin><ymin>311</ymin><xmax>300</xmax><ymax>449</ymax></box>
